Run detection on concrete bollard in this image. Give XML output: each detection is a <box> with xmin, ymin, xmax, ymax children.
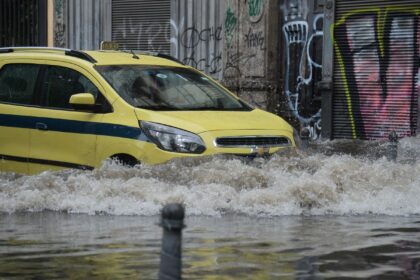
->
<box><xmin>158</xmin><ymin>203</ymin><xmax>185</xmax><ymax>280</ymax></box>
<box><xmin>387</xmin><ymin>131</ymin><xmax>398</xmax><ymax>162</ymax></box>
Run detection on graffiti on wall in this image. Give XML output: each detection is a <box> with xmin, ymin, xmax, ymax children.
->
<box><xmin>179</xmin><ymin>25</ymin><xmax>223</xmax><ymax>74</ymax></box>
<box><xmin>283</xmin><ymin>13</ymin><xmax>324</xmax><ymax>139</ymax></box>
<box><xmin>113</xmin><ymin>18</ymin><xmax>171</xmax><ymax>53</ymax></box>
<box><xmin>235</xmin><ymin>0</ymin><xmax>266</xmax><ymax>79</ymax></box>
<box><xmin>334</xmin><ymin>7</ymin><xmax>420</xmax><ymax>139</ymax></box>
<box><xmin>222</xmin><ymin>1</ymin><xmax>266</xmax><ymax>80</ymax></box>
<box><xmin>248</xmin><ymin>0</ymin><xmax>264</xmax><ymax>23</ymax></box>
<box><xmin>54</xmin><ymin>0</ymin><xmax>65</xmax><ymax>47</ymax></box>
<box><xmin>244</xmin><ymin>28</ymin><xmax>265</xmax><ymax>50</ymax></box>
<box><xmin>225</xmin><ymin>5</ymin><xmax>237</xmax><ymax>48</ymax></box>
<box><xmin>170</xmin><ymin>3</ymin><xmax>226</xmax><ymax>79</ymax></box>
<box><xmin>168</xmin><ymin>0</ymin><xmax>269</xmax><ymax>100</ymax></box>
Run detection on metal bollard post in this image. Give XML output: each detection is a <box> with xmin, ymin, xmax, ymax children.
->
<box><xmin>300</xmin><ymin>127</ymin><xmax>310</xmax><ymax>150</ymax></box>
<box><xmin>387</xmin><ymin>131</ymin><xmax>398</xmax><ymax>162</ymax></box>
<box><xmin>158</xmin><ymin>203</ymin><xmax>185</xmax><ymax>280</ymax></box>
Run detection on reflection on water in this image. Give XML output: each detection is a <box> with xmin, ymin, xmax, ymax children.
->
<box><xmin>1</xmin><ymin>137</ymin><xmax>420</xmax><ymax>278</ymax></box>
<box><xmin>1</xmin><ymin>213</ymin><xmax>420</xmax><ymax>279</ymax></box>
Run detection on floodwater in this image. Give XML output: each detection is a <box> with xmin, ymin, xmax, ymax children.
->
<box><xmin>1</xmin><ymin>137</ymin><xmax>420</xmax><ymax>279</ymax></box>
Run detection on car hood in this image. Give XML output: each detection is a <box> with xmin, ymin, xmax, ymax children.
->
<box><xmin>134</xmin><ymin>109</ymin><xmax>292</xmax><ymax>134</ymax></box>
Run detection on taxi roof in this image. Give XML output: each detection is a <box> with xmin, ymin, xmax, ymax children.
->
<box><xmin>0</xmin><ymin>47</ymin><xmax>185</xmax><ymax>67</ymax></box>
<box><xmin>85</xmin><ymin>50</ymin><xmax>185</xmax><ymax>67</ymax></box>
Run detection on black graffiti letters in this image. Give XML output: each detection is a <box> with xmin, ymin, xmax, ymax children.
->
<box><xmin>244</xmin><ymin>28</ymin><xmax>264</xmax><ymax>49</ymax></box>
<box><xmin>183</xmin><ymin>52</ymin><xmax>223</xmax><ymax>74</ymax></box>
<box><xmin>181</xmin><ymin>26</ymin><xmax>223</xmax><ymax>48</ymax></box>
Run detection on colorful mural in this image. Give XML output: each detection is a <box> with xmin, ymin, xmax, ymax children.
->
<box><xmin>333</xmin><ymin>7</ymin><xmax>420</xmax><ymax>139</ymax></box>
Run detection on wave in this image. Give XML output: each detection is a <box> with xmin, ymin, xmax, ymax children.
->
<box><xmin>1</xmin><ymin>136</ymin><xmax>420</xmax><ymax>217</ymax></box>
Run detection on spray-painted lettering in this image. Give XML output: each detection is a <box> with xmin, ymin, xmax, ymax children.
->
<box><xmin>244</xmin><ymin>28</ymin><xmax>264</xmax><ymax>50</ymax></box>
<box><xmin>180</xmin><ymin>26</ymin><xmax>223</xmax><ymax>49</ymax></box>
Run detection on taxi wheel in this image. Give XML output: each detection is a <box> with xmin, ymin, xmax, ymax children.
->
<box><xmin>111</xmin><ymin>154</ymin><xmax>140</xmax><ymax>167</ymax></box>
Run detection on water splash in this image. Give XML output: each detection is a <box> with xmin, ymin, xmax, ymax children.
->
<box><xmin>1</xmin><ymin>137</ymin><xmax>420</xmax><ymax>216</ymax></box>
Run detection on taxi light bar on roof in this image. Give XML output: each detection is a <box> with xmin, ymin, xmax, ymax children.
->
<box><xmin>100</xmin><ymin>41</ymin><xmax>119</xmax><ymax>51</ymax></box>
<box><xmin>99</xmin><ymin>40</ymin><xmax>185</xmax><ymax>65</ymax></box>
<box><xmin>0</xmin><ymin>47</ymin><xmax>97</xmax><ymax>63</ymax></box>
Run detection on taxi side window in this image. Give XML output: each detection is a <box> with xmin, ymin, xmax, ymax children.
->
<box><xmin>42</xmin><ymin>66</ymin><xmax>101</xmax><ymax>109</ymax></box>
<box><xmin>0</xmin><ymin>64</ymin><xmax>40</xmax><ymax>105</ymax></box>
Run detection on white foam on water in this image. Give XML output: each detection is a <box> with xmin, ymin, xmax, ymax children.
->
<box><xmin>1</xmin><ymin>137</ymin><xmax>420</xmax><ymax>217</ymax></box>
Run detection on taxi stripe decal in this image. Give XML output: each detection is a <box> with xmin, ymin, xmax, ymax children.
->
<box><xmin>0</xmin><ymin>154</ymin><xmax>94</xmax><ymax>170</ymax></box>
<box><xmin>0</xmin><ymin>113</ymin><xmax>150</xmax><ymax>141</ymax></box>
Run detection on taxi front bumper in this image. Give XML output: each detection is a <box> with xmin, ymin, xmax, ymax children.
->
<box><xmin>140</xmin><ymin>129</ymin><xmax>295</xmax><ymax>164</ymax></box>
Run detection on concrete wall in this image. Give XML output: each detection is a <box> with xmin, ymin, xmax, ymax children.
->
<box><xmin>53</xmin><ymin>0</ymin><xmax>111</xmax><ymax>49</ymax></box>
<box><xmin>170</xmin><ymin>0</ymin><xmax>280</xmax><ymax>111</ymax></box>
<box><xmin>170</xmin><ymin>0</ymin><xmax>225</xmax><ymax>81</ymax></box>
<box><xmin>222</xmin><ymin>0</ymin><xmax>280</xmax><ymax>112</ymax></box>
<box><xmin>53</xmin><ymin>0</ymin><xmax>66</xmax><ymax>47</ymax></box>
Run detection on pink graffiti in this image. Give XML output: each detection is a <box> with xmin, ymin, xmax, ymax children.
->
<box><xmin>338</xmin><ymin>11</ymin><xmax>419</xmax><ymax>139</ymax></box>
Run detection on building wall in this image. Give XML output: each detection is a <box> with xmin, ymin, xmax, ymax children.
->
<box><xmin>170</xmin><ymin>0</ymin><xmax>280</xmax><ymax>111</ymax></box>
<box><xmin>280</xmin><ymin>0</ymin><xmax>324</xmax><ymax>138</ymax></box>
<box><xmin>222</xmin><ymin>0</ymin><xmax>280</xmax><ymax>112</ymax></box>
<box><xmin>0</xmin><ymin>0</ymin><xmax>48</xmax><ymax>47</ymax></box>
<box><xmin>170</xmin><ymin>0</ymin><xmax>225</xmax><ymax>81</ymax></box>
<box><xmin>279</xmin><ymin>0</ymin><xmax>419</xmax><ymax>140</ymax></box>
<box><xmin>53</xmin><ymin>0</ymin><xmax>66</xmax><ymax>47</ymax></box>
<box><xmin>55</xmin><ymin>0</ymin><xmax>111</xmax><ymax>50</ymax></box>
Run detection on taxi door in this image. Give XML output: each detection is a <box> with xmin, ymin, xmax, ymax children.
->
<box><xmin>0</xmin><ymin>63</ymin><xmax>42</xmax><ymax>173</ymax></box>
<box><xmin>28</xmin><ymin>63</ymin><xmax>108</xmax><ymax>173</ymax></box>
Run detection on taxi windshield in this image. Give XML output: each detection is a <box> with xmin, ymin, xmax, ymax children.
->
<box><xmin>96</xmin><ymin>65</ymin><xmax>251</xmax><ymax>111</ymax></box>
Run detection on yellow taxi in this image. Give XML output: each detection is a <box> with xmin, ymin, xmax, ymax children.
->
<box><xmin>0</xmin><ymin>47</ymin><xmax>295</xmax><ymax>174</ymax></box>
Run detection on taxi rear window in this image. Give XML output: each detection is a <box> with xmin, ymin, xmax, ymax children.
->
<box><xmin>0</xmin><ymin>64</ymin><xmax>40</xmax><ymax>105</ymax></box>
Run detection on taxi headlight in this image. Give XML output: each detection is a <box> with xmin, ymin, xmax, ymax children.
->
<box><xmin>140</xmin><ymin>121</ymin><xmax>206</xmax><ymax>154</ymax></box>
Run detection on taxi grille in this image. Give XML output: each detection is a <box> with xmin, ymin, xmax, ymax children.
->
<box><xmin>215</xmin><ymin>136</ymin><xmax>290</xmax><ymax>147</ymax></box>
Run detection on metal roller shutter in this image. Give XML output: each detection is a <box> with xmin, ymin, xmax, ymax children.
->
<box><xmin>0</xmin><ymin>0</ymin><xmax>46</xmax><ymax>47</ymax></box>
<box><xmin>111</xmin><ymin>0</ymin><xmax>171</xmax><ymax>53</ymax></box>
<box><xmin>332</xmin><ymin>0</ymin><xmax>419</xmax><ymax>139</ymax></box>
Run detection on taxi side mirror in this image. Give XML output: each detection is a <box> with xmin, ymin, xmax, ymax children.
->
<box><xmin>69</xmin><ymin>93</ymin><xmax>96</xmax><ymax>111</ymax></box>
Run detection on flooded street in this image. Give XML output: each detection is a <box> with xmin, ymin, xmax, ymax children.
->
<box><xmin>1</xmin><ymin>137</ymin><xmax>420</xmax><ymax>279</ymax></box>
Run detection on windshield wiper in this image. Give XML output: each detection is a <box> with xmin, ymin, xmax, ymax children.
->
<box><xmin>183</xmin><ymin>106</ymin><xmax>250</xmax><ymax>111</ymax></box>
<box><xmin>184</xmin><ymin>106</ymin><xmax>222</xmax><ymax>111</ymax></box>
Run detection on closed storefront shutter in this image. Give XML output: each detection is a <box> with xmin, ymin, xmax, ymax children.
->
<box><xmin>111</xmin><ymin>0</ymin><xmax>171</xmax><ymax>53</ymax></box>
<box><xmin>0</xmin><ymin>0</ymin><xmax>47</xmax><ymax>47</ymax></box>
<box><xmin>332</xmin><ymin>0</ymin><xmax>419</xmax><ymax>139</ymax></box>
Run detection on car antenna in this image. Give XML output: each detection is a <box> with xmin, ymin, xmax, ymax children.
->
<box><xmin>130</xmin><ymin>50</ymin><xmax>139</xmax><ymax>59</ymax></box>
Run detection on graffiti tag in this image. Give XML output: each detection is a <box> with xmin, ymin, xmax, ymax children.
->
<box><xmin>244</xmin><ymin>28</ymin><xmax>264</xmax><ymax>50</ymax></box>
<box><xmin>183</xmin><ymin>52</ymin><xmax>223</xmax><ymax>74</ymax></box>
<box><xmin>180</xmin><ymin>26</ymin><xmax>222</xmax><ymax>49</ymax></box>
